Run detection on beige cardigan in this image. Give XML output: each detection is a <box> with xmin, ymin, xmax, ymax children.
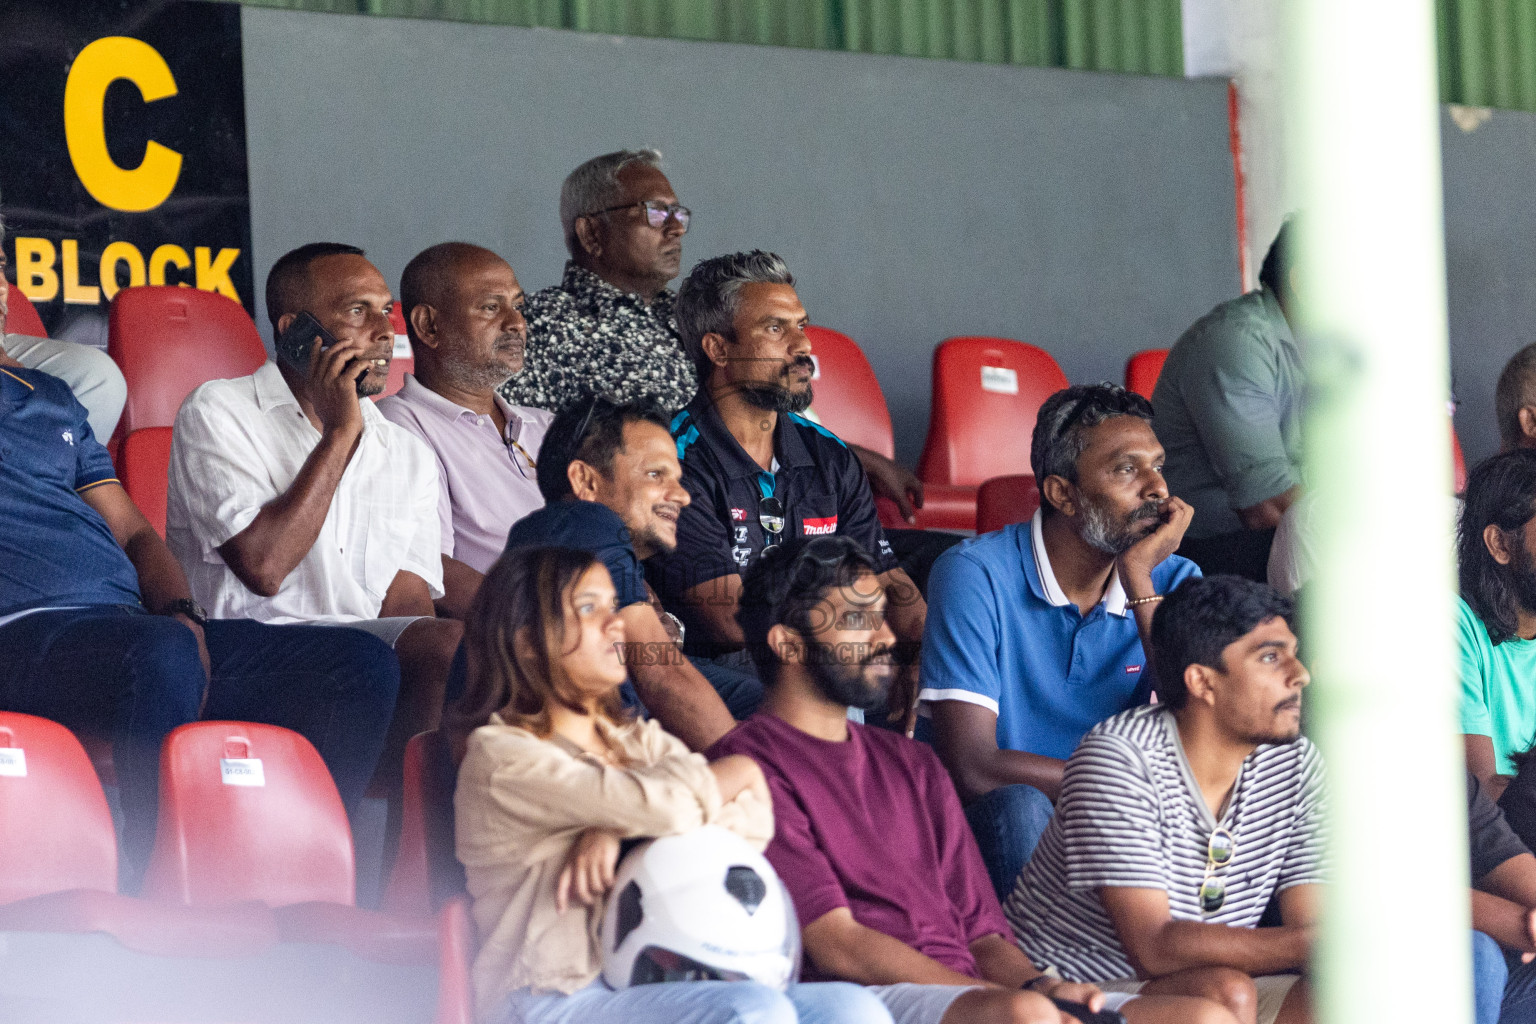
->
<box><xmin>455</xmin><ymin>714</ymin><xmax>773</xmax><ymax>1017</ymax></box>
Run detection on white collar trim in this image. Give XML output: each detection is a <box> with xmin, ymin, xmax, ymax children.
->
<box><xmin>1029</xmin><ymin>509</ymin><xmax>1129</xmax><ymax>616</ymax></box>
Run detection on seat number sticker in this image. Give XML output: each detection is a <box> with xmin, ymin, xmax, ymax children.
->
<box><xmin>981</xmin><ymin>366</ymin><xmax>1018</xmax><ymax>394</ymax></box>
<box><xmin>220</xmin><ymin>757</ymin><xmax>265</xmax><ymax>787</ymax></box>
<box><xmin>0</xmin><ymin>749</ymin><xmax>26</xmax><ymax>777</ymax></box>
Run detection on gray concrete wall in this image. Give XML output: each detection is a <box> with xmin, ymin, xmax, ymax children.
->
<box><xmin>241</xmin><ymin>7</ymin><xmax>1240</xmax><ymax>464</ymax></box>
<box><xmin>1441</xmin><ymin>105</ymin><xmax>1536</xmax><ymax>465</ymax></box>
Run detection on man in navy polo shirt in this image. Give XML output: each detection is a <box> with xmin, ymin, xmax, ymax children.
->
<box><xmin>0</xmin><ymin>354</ymin><xmax>398</xmax><ymax>881</ymax></box>
<box><xmin>919</xmin><ymin>383</ymin><xmax>1200</xmax><ymax>897</ymax></box>
<box><xmin>647</xmin><ymin>251</ymin><xmax>927</xmax><ymax>727</ymax></box>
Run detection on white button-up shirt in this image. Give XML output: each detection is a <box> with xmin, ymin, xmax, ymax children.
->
<box><xmin>166</xmin><ymin>361</ymin><xmax>444</xmax><ymax>623</ymax></box>
<box><xmin>377</xmin><ymin>374</ymin><xmax>551</xmax><ymax>574</ymax></box>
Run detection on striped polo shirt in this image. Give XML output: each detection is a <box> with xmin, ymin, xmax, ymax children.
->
<box><xmin>1004</xmin><ymin>703</ymin><xmax>1328</xmax><ymax>982</ymax></box>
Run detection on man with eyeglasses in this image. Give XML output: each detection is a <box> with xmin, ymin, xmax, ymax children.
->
<box><xmin>649</xmin><ymin>251</ymin><xmax>928</xmax><ymax>729</ymax></box>
<box><xmin>1004</xmin><ymin>575</ymin><xmax>1322</xmax><ymax>1024</ymax></box>
<box><xmin>378</xmin><ymin>242</ymin><xmax>552</xmax><ymax>617</ymax></box>
<box><xmin>919</xmin><ymin>384</ymin><xmax>1200</xmax><ymax>898</ymax></box>
<box><xmin>500</xmin><ymin>149</ymin><xmax>934</xmax><ymax>527</ymax></box>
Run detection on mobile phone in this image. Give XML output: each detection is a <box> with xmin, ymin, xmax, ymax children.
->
<box><xmin>275</xmin><ymin>311</ymin><xmax>369</xmax><ymax>395</ymax></box>
<box><xmin>275</xmin><ymin>311</ymin><xmax>338</xmax><ymax>370</ymax></box>
<box><xmin>1050</xmin><ymin>999</ymin><xmax>1126</xmax><ymax>1024</ymax></box>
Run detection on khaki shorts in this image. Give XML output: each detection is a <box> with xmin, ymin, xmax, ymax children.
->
<box><xmin>1098</xmin><ymin>973</ymin><xmax>1300</xmax><ymax>1024</ymax></box>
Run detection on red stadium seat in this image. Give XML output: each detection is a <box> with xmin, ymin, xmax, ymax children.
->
<box><xmin>975</xmin><ymin>475</ymin><xmax>1042</xmax><ymax>534</ymax></box>
<box><xmin>142</xmin><ymin>722</ymin><xmax>357</xmax><ymax>908</ymax></box>
<box><xmin>5</xmin><ymin>288</ymin><xmax>49</xmax><ymax>338</ymax></box>
<box><xmin>141</xmin><ymin>722</ymin><xmax>439</xmax><ymax>964</ymax></box>
<box><xmin>378</xmin><ymin>301</ymin><xmax>412</xmax><ymax>399</ymax></box>
<box><xmin>119</xmin><ymin>427</ymin><xmax>173</xmax><ymax>537</ymax></box>
<box><xmin>914</xmin><ymin>338</ymin><xmax>1067</xmax><ymax>529</ymax></box>
<box><xmin>805</xmin><ymin>326</ymin><xmax>896</xmax><ymax>459</ymax></box>
<box><xmin>805</xmin><ymin>326</ymin><xmax>977</xmax><ymax>531</ymax></box>
<box><xmin>107</xmin><ymin>286</ymin><xmax>267</xmax><ymax>438</ymax></box>
<box><xmin>383</xmin><ymin>731</ymin><xmax>467</xmax><ymax>918</ymax></box>
<box><xmin>0</xmin><ymin>713</ymin><xmax>117</xmax><ymax>906</ymax></box>
<box><xmin>0</xmin><ymin>712</ymin><xmax>278</xmax><ymax>957</ymax></box>
<box><xmin>1125</xmin><ymin>349</ymin><xmax>1168</xmax><ymax>400</ymax></box>
<box><xmin>1453</xmin><ymin>426</ymin><xmax>1468</xmax><ymax>495</ymax></box>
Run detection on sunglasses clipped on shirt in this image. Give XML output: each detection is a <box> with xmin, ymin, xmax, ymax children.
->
<box><xmin>1199</xmin><ymin>826</ymin><xmax>1236</xmax><ymax>914</ymax></box>
<box><xmin>584</xmin><ymin>200</ymin><xmax>692</xmax><ymax>232</ymax></box>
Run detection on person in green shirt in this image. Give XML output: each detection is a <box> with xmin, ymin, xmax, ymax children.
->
<box><xmin>1459</xmin><ymin>449</ymin><xmax>1536</xmax><ymax>799</ymax></box>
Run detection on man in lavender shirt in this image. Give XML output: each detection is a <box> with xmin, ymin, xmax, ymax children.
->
<box><xmin>711</xmin><ymin>537</ymin><xmax>1228</xmax><ymax>1024</ymax></box>
<box><xmin>378</xmin><ymin>243</ymin><xmax>552</xmax><ymax>617</ymax></box>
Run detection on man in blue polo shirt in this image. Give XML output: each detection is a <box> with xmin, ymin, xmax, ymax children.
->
<box><xmin>919</xmin><ymin>383</ymin><xmax>1200</xmax><ymax>896</ymax></box>
<box><xmin>646</xmin><ymin>251</ymin><xmax>928</xmax><ymax>727</ymax></box>
<box><xmin>0</xmin><ymin>355</ymin><xmax>398</xmax><ymax>881</ymax></box>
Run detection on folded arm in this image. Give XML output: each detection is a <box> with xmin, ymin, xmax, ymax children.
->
<box><xmin>1098</xmin><ymin>885</ymin><xmax>1311</xmax><ymax>979</ymax></box>
<box><xmin>931</xmin><ymin>699</ymin><xmax>1064</xmax><ymax>802</ymax></box>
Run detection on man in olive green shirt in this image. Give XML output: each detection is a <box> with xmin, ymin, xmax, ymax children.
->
<box><xmin>1152</xmin><ymin>222</ymin><xmax>1302</xmax><ymax>581</ymax></box>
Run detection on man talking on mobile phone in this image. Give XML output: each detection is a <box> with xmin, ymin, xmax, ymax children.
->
<box><xmin>166</xmin><ymin>242</ymin><xmax>464</xmax><ymax>803</ymax></box>
<box><xmin>918</xmin><ymin>384</ymin><xmax>1201</xmax><ymax>898</ymax></box>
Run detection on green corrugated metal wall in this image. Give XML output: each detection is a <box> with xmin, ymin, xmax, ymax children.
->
<box><xmin>232</xmin><ymin>0</ymin><xmax>1185</xmax><ymax>76</ymax></box>
<box><xmin>235</xmin><ymin>0</ymin><xmax>1536</xmax><ymax>112</ymax></box>
<box><xmin>1439</xmin><ymin>0</ymin><xmax>1536</xmax><ymax>112</ymax></box>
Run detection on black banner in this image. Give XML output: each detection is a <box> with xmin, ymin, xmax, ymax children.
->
<box><xmin>0</xmin><ymin>0</ymin><xmax>251</xmax><ymax>339</ymax></box>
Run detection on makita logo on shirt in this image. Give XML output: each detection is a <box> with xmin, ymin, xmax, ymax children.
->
<box><xmin>802</xmin><ymin>516</ymin><xmax>838</xmax><ymax>536</ymax></box>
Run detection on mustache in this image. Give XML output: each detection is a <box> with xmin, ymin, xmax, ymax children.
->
<box><xmin>1130</xmin><ymin>498</ymin><xmax>1166</xmax><ymax>522</ymax></box>
<box><xmin>1275</xmin><ymin>695</ymin><xmax>1301</xmax><ymax>712</ymax></box>
<box><xmin>781</xmin><ymin>355</ymin><xmax>816</xmax><ymax>377</ymax></box>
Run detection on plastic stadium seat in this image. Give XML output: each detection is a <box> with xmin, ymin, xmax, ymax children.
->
<box><xmin>5</xmin><ymin>288</ymin><xmax>49</xmax><ymax>338</ymax></box>
<box><xmin>805</xmin><ymin>326</ymin><xmax>895</xmax><ymax>459</ymax></box>
<box><xmin>107</xmin><ymin>286</ymin><xmax>267</xmax><ymax>438</ymax></box>
<box><xmin>975</xmin><ymin>475</ymin><xmax>1042</xmax><ymax>534</ymax></box>
<box><xmin>141</xmin><ymin>722</ymin><xmax>441</xmax><ymax>962</ymax></box>
<box><xmin>143</xmin><ymin>722</ymin><xmax>359</xmax><ymax>908</ymax></box>
<box><xmin>383</xmin><ymin>731</ymin><xmax>467</xmax><ymax>918</ymax></box>
<box><xmin>0</xmin><ymin>713</ymin><xmax>118</xmax><ymax>906</ymax></box>
<box><xmin>0</xmin><ymin>712</ymin><xmax>278</xmax><ymax>958</ymax></box>
<box><xmin>917</xmin><ymin>337</ymin><xmax>1068</xmax><ymax>490</ymax></box>
<box><xmin>1453</xmin><ymin>426</ymin><xmax>1468</xmax><ymax>495</ymax></box>
<box><xmin>1125</xmin><ymin>349</ymin><xmax>1168</xmax><ymax>400</ymax></box>
<box><xmin>805</xmin><ymin>325</ymin><xmax>977</xmax><ymax>532</ymax></box>
<box><xmin>119</xmin><ymin>427</ymin><xmax>173</xmax><ymax>537</ymax></box>
<box><xmin>380</xmin><ymin>301</ymin><xmax>413</xmax><ymax>399</ymax></box>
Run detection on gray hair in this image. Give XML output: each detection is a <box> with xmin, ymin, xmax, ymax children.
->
<box><xmin>674</xmin><ymin>250</ymin><xmax>795</xmax><ymax>379</ymax></box>
<box><xmin>1030</xmin><ymin>383</ymin><xmax>1154</xmax><ymax>512</ymax></box>
<box><xmin>559</xmin><ymin>149</ymin><xmax>664</xmax><ymax>258</ymax></box>
<box><xmin>1497</xmin><ymin>343</ymin><xmax>1536</xmax><ymax>450</ymax></box>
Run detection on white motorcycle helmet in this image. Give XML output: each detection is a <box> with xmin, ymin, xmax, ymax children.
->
<box><xmin>600</xmin><ymin>825</ymin><xmax>801</xmax><ymax>991</ymax></box>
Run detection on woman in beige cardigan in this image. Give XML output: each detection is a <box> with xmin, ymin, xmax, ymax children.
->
<box><xmin>448</xmin><ymin>545</ymin><xmax>893</xmax><ymax>1024</ymax></box>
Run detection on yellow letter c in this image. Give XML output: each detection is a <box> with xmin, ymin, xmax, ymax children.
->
<box><xmin>64</xmin><ymin>37</ymin><xmax>183</xmax><ymax>213</ymax></box>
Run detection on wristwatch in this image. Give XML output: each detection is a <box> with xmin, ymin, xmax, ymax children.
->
<box><xmin>158</xmin><ymin>597</ymin><xmax>208</xmax><ymax>627</ymax></box>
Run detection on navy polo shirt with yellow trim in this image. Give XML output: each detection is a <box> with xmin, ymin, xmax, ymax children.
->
<box><xmin>0</xmin><ymin>366</ymin><xmax>140</xmax><ymax>617</ymax></box>
<box><xmin>648</xmin><ymin>392</ymin><xmax>897</xmax><ymax>611</ymax></box>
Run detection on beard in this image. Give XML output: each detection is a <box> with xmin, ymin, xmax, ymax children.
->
<box><xmin>1080</xmin><ymin>496</ymin><xmax>1165</xmax><ymax>555</ymax></box>
<box><xmin>804</xmin><ymin>639</ymin><xmax>894</xmax><ymax>711</ymax></box>
<box><xmin>1511</xmin><ymin>546</ymin><xmax>1536</xmax><ymax>615</ymax></box>
<box><xmin>738</xmin><ymin>356</ymin><xmax>815</xmax><ymax>414</ymax></box>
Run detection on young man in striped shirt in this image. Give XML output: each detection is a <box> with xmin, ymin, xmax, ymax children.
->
<box><xmin>1006</xmin><ymin>575</ymin><xmax>1323</xmax><ymax>1024</ymax></box>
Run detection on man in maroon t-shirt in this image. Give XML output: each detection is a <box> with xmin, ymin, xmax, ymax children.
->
<box><xmin>710</xmin><ymin>537</ymin><xmax>1236</xmax><ymax>1024</ymax></box>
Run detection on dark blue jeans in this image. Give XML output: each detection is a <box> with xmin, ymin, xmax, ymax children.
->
<box><xmin>0</xmin><ymin>607</ymin><xmax>400</xmax><ymax>878</ymax></box>
<box><xmin>964</xmin><ymin>783</ymin><xmax>1056</xmax><ymax>901</ymax></box>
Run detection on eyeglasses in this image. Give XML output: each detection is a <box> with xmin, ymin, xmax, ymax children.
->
<box><xmin>758</xmin><ymin>496</ymin><xmax>785</xmax><ymax>549</ymax></box>
<box><xmin>584</xmin><ymin>200</ymin><xmax>691</xmax><ymax>231</ymax></box>
<box><xmin>1198</xmin><ymin>827</ymin><xmax>1236</xmax><ymax>914</ymax></box>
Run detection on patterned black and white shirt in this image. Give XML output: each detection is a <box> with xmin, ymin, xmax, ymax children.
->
<box><xmin>498</xmin><ymin>261</ymin><xmax>697</xmax><ymax>414</ymax></box>
<box><xmin>1004</xmin><ymin>703</ymin><xmax>1328</xmax><ymax>982</ymax></box>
